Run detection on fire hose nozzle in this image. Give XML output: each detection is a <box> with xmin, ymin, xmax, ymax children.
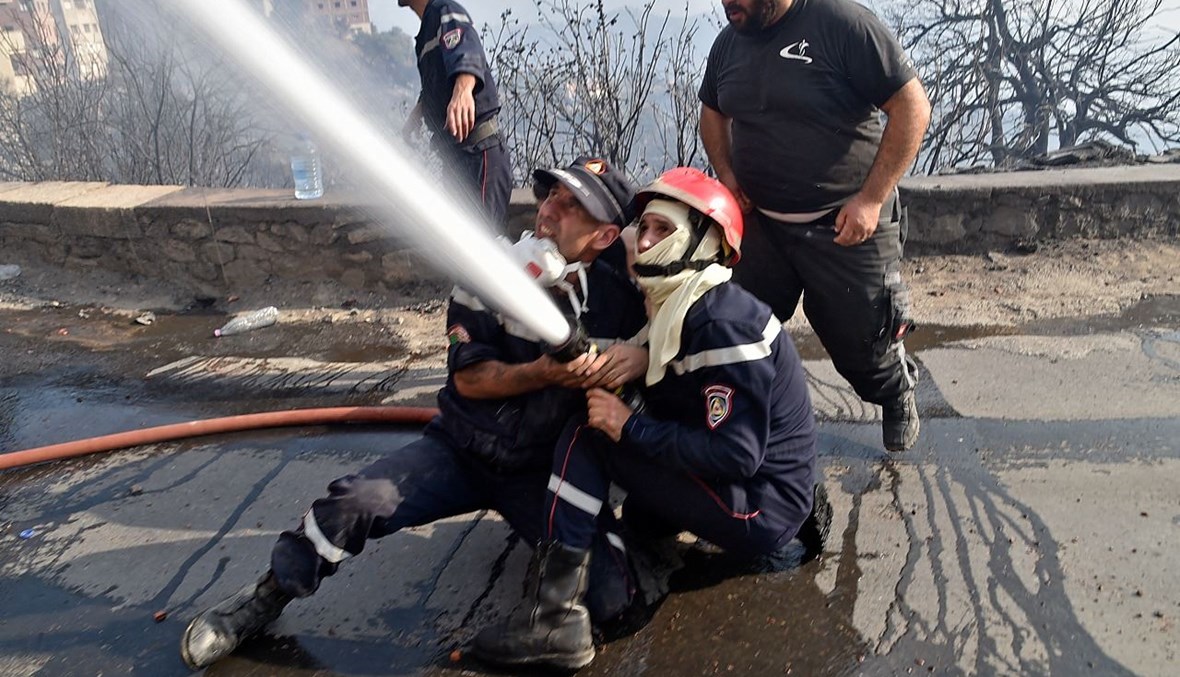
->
<box><xmin>547</xmin><ymin>319</ymin><xmax>591</xmax><ymax>363</ymax></box>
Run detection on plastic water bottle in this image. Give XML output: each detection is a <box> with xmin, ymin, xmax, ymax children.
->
<box><xmin>214</xmin><ymin>306</ymin><xmax>279</xmax><ymax>337</ymax></box>
<box><xmin>290</xmin><ymin>134</ymin><xmax>323</xmax><ymax>200</ymax></box>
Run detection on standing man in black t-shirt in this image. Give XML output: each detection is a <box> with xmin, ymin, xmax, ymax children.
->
<box><xmin>400</xmin><ymin>0</ymin><xmax>512</xmax><ymax>232</ymax></box>
<box><xmin>699</xmin><ymin>0</ymin><xmax>931</xmax><ymax>452</ymax></box>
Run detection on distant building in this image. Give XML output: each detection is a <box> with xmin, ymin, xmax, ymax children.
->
<box><xmin>51</xmin><ymin>0</ymin><xmax>106</xmax><ymax>79</ymax></box>
<box><xmin>0</xmin><ymin>0</ymin><xmax>107</xmax><ymax>95</ymax></box>
<box><xmin>307</xmin><ymin>0</ymin><xmax>372</xmax><ymax>36</ymax></box>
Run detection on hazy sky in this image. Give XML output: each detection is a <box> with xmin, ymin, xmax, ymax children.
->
<box><xmin>373</xmin><ymin>0</ymin><xmax>725</xmax><ymax>34</ymax></box>
<box><xmin>370</xmin><ymin>0</ymin><xmax>1180</xmax><ymax>36</ymax></box>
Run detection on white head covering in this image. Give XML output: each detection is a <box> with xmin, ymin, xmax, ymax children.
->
<box><xmin>634</xmin><ymin>199</ymin><xmax>731</xmax><ymax>385</ymax></box>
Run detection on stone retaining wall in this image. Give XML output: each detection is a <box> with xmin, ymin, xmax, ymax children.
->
<box><xmin>899</xmin><ymin>165</ymin><xmax>1180</xmax><ymax>252</ymax></box>
<box><xmin>0</xmin><ymin>165</ymin><xmax>1177</xmax><ymax>295</ymax></box>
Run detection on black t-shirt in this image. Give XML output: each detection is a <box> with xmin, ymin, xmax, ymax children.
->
<box><xmin>414</xmin><ymin>0</ymin><xmax>500</xmax><ymax>147</ymax></box>
<box><xmin>699</xmin><ymin>0</ymin><xmax>916</xmax><ymax>212</ymax></box>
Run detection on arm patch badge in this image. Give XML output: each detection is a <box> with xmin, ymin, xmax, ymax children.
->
<box><xmin>447</xmin><ymin>324</ymin><xmax>471</xmax><ymax>346</ymax></box>
<box><xmin>442</xmin><ymin>28</ymin><xmax>462</xmax><ymax>50</ymax></box>
<box><xmin>704</xmin><ymin>385</ymin><xmax>734</xmax><ymax>430</ymax></box>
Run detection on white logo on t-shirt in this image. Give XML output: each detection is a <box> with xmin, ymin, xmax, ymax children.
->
<box><xmin>779</xmin><ymin>40</ymin><xmax>813</xmax><ymax>63</ymax></box>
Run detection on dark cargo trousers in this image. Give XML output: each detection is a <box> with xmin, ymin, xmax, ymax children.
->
<box><xmin>268</xmin><ymin>431</ymin><xmax>630</xmax><ymax>622</ymax></box>
<box><xmin>732</xmin><ymin>210</ymin><xmax>918</xmax><ymax>405</ymax></box>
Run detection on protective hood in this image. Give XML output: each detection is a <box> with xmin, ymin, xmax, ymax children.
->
<box><xmin>634</xmin><ymin>200</ymin><xmax>731</xmax><ymax>385</ymax></box>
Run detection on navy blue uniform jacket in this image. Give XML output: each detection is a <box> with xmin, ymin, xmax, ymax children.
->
<box><xmin>414</xmin><ymin>0</ymin><xmax>500</xmax><ymax>145</ymax></box>
<box><xmin>622</xmin><ymin>283</ymin><xmax>818</xmax><ymax>539</ymax></box>
<box><xmin>430</xmin><ymin>261</ymin><xmax>647</xmax><ymax>472</ymax></box>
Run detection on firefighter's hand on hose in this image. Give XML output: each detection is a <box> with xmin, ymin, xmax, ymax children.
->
<box><xmin>581</xmin><ymin>344</ymin><xmax>648</xmax><ymax>391</ymax></box>
<box><xmin>537</xmin><ymin>353</ymin><xmax>596</xmax><ymax>388</ymax></box>
<box><xmin>586</xmin><ymin>388</ymin><xmax>631</xmax><ymax>442</ymax></box>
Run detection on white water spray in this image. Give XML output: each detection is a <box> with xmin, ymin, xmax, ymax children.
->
<box><xmin>172</xmin><ymin>0</ymin><xmax>571</xmax><ymax>345</ymax></box>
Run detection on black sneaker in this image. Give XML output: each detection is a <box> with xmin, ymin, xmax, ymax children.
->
<box><xmin>796</xmin><ymin>482</ymin><xmax>832</xmax><ymax>562</ymax></box>
<box><xmin>882</xmin><ymin>389</ymin><xmax>919</xmax><ymax>452</ymax></box>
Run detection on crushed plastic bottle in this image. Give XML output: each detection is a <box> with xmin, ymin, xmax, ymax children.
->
<box><xmin>0</xmin><ymin>264</ymin><xmax>21</xmax><ymax>281</ymax></box>
<box><xmin>214</xmin><ymin>306</ymin><xmax>279</xmax><ymax>337</ymax></box>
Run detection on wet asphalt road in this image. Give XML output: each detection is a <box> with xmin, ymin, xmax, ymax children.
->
<box><xmin>2</xmin><ymin>299</ymin><xmax>1178</xmax><ymax>676</ymax></box>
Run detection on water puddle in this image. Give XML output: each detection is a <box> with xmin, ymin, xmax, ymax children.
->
<box><xmin>791</xmin><ymin>294</ymin><xmax>1180</xmax><ymax>360</ymax></box>
<box><xmin>2</xmin><ymin>305</ymin><xmax>408</xmax><ymax>365</ymax></box>
<box><xmin>1027</xmin><ymin>293</ymin><xmax>1180</xmax><ymax>335</ymax></box>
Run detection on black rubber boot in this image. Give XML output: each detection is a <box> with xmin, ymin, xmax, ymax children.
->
<box><xmin>471</xmin><ymin>541</ymin><xmax>595</xmax><ymax>671</ymax></box>
<box><xmin>796</xmin><ymin>481</ymin><xmax>833</xmax><ymax>562</ymax></box>
<box><xmin>882</xmin><ymin>389</ymin><xmax>920</xmax><ymax>452</ymax></box>
<box><xmin>180</xmin><ymin>571</ymin><xmax>292</xmax><ymax>669</ymax></box>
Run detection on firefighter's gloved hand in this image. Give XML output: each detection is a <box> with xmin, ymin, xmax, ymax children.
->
<box><xmin>501</xmin><ymin>232</ymin><xmax>567</xmax><ymax>287</ymax></box>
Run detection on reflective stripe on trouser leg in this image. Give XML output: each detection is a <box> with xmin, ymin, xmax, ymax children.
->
<box><xmin>546</xmin><ymin>424</ymin><xmax>610</xmax><ymax>550</ymax></box>
<box><xmin>302</xmin><ymin>509</ymin><xmax>353</xmax><ymax>564</ymax></box>
<box><xmin>895</xmin><ymin>341</ymin><xmax>917</xmax><ymax>390</ymax></box>
<box><xmin>547</xmin><ymin>474</ymin><xmax>603</xmax><ymax>517</ymax></box>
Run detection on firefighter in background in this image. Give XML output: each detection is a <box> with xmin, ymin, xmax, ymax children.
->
<box><xmin>179</xmin><ymin>158</ymin><xmax>647</xmax><ymax>670</ymax></box>
<box><xmin>472</xmin><ymin>168</ymin><xmax>832</xmax><ymax>672</ymax></box>
<box><xmin>399</xmin><ymin>0</ymin><xmax>512</xmax><ymax>231</ymax></box>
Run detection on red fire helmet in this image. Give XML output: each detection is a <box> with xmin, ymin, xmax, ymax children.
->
<box><xmin>634</xmin><ymin>167</ymin><xmax>743</xmax><ymax>265</ymax></box>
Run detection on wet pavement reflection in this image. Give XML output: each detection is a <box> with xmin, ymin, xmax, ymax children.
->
<box><xmin>4</xmin><ymin>414</ymin><xmax>1175</xmax><ymax>676</ymax></box>
<box><xmin>2</xmin><ymin>295</ymin><xmax>1177</xmax><ymax>676</ymax></box>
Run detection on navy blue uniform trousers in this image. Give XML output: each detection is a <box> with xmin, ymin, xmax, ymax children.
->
<box><xmin>270</xmin><ymin>430</ymin><xmax>630</xmax><ymax>622</ymax></box>
<box><xmin>546</xmin><ymin>420</ymin><xmax>791</xmax><ymax>560</ymax></box>
<box><xmin>437</xmin><ymin>137</ymin><xmax>512</xmax><ymax>234</ymax></box>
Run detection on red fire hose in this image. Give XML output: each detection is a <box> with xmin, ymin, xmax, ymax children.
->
<box><xmin>0</xmin><ymin>406</ymin><xmax>439</xmax><ymax>471</ymax></box>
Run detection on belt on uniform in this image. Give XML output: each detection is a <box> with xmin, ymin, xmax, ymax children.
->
<box><xmin>461</xmin><ymin>117</ymin><xmax>499</xmax><ymax>149</ymax></box>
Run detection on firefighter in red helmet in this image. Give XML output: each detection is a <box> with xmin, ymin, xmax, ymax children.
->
<box><xmin>471</xmin><ymin>168</ymin><xmax>832</xmax><ymax>672</ymax></box>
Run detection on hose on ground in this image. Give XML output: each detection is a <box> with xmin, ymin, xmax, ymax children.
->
<box><xmin>0</xmin><ymin>406</ymin><xmax>439</xmax><ymax>471</ymax></box>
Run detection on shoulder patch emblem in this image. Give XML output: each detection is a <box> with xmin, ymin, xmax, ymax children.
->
<box><xmin>704</xmin><ymin>385</ymin><xmax>735</xmax><ymax>430</ymax></box>
<box><xmin>447</xmin><ymin>323</ymin><xmax>471</xmax><ymax>346</ymax></box>
<box><xmin>442</xmin><ymin>28</ymin><xmax>462</xmax><ymax>50</ymax></box>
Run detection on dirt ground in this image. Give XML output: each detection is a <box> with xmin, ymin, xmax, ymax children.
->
<box><xmin>1</xmin><ymin>237</ymin><xmax>1178</xmax><ymax>368</ymax></box>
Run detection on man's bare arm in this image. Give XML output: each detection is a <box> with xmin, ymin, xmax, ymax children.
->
<box><xmin>834</xmin><ymin>77</ymin><xmax>931</xmax><ymax>245</ymax></box>
<box><xmin>861</xmin><ymin>77</ymin><xmax>931</xmax><ymax>204</ymax></box>
<box><xmin>700</xmin><ymin>103</ymin><xmax>752</xmax><ymax>211</ymax></box>
<box><xmin>453</xmin><ymin>353</ymin><xmax>594</xmax><ymax>399</ymax></box>
<box><xmin>446</xmin><ymin>73</ymin><xmax>478</xmax><ymax>141</ymax></box>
